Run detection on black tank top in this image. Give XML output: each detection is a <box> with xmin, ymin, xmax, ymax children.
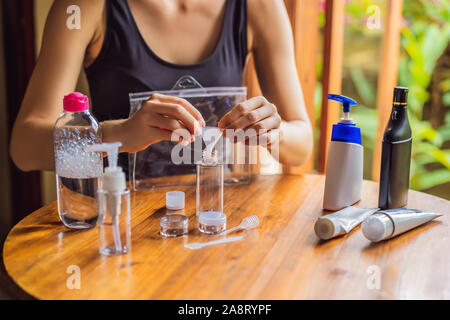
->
<box><xmin>85</xmin><ymin>0</ymin><xmax>248</xmax><ymax>177</ymax></box>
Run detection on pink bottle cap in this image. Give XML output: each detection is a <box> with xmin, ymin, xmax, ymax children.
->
<box><xmin>63</xmin><ymin>92</ymin><xmax>89</xmax><ymax>112</ymax></box>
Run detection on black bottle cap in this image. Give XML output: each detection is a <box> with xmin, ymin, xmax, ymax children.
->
<box><xmin>393</xmin><ymin>86</ymin><xmax>408</xmax><ymax>104</ymax></box>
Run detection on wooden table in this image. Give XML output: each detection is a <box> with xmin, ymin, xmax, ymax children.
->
<box><xmin>2</xmin><ymin>174</ymin><xmax>450</xmax><ymax>299</ymax></box>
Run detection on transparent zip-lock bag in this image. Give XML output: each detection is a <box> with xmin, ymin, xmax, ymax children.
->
<box><xmin>128</xmin><ymin>76</ymin><xmax>253</xmax><ymax>190</ymax></box>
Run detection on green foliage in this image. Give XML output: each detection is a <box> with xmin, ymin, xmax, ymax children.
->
<box><xmin>348</xmin><ymin>62</ymin><xmax>376</xmax><ymax>107</ymax></box>
<box><xmin>398</xmin><ymin>1</ymin><xmax>450</xmax><ymax>190</ymax></box>
<box><xmin>315</xmin><ymin>1</ymin><xmax>449</xmax><ymax>192</ymax></box>
<box><xmin>343</xmin><ymin>0</ymin><xmax>450</xmax><ymax>191</ymax></box>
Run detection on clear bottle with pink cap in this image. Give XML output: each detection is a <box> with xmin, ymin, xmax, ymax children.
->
<box><xmin>53</xmin><ymin>92</ymin><xmax>103</xmax><ymax>229</ymax></box>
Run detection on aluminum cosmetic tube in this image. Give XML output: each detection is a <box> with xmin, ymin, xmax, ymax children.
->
<box><xmin>362</xmin><ymin>208</ymin><xmax>442</xmax><ymax>242</ymax></box>
<box><xmin>314</xmin><ymin>207</ymin><xmax>378</xmax><ymax>240</ymax></box>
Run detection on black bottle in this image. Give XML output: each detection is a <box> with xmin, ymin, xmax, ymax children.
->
<box><xmin>378</xmin><ymin>87</ymin><xmax>412</xmax><ymax>209</ymax></box>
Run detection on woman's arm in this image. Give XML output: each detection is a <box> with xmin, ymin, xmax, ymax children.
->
<box><xmin>219</xmin><ymin>0</ymin><xmax>313</xmax><ymax>166</ymax></box>
<box><xmin>10</xmin><ymin>0</ymin><xmax>104</xmax><ymax>171</ymax></box>
<box><xmin>10</xmin><ymin>0</ymin><xmax>204</xmax><ymax>172</ymax></box>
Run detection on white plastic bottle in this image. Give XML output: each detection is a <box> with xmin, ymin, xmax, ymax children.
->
<box><xmin>323</xmin><ymin>94</ymin><xmax>363</xmax><ymax>211</ymax></box>
<box><xmin>54</xmin><ymin>92</ymin><xmax>103</xmax><ymax>229</ymax></box>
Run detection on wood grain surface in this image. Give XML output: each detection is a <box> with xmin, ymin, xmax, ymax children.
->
<box><xmin>3</xmin><ymin>174</ymin><xmax>450</xmax><ymax>299</ymax></box>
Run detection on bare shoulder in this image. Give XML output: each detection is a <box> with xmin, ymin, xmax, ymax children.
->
<box><xmin>247</xmin><ymin>0</ymin><xmax>288</xmax><ymax>27</ymax></box>
<box><xmin>43</xmin><ymin>0</ymin><xmax>105</xmax><ymax>44</ymax></box>
<box><xmin>246</xmin><ymin>0</ymin><xmax>291</xmax><ymax>49</ymax></box>
<box><xmin>41</xmin><ymin>0</ymin><xmax>106</xmax><ymax>65</ymax></box>
<box><xmin>47</xmin><ymin>0</ymin><xmax>105</xmax><ymax>25</ymax></box>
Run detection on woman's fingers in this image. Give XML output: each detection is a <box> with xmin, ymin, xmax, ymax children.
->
<box><xmin>218</xmin><ymin>96</ymin><xmax>267</xmax><ymax>129</ymax></box>
<box><xmin>228</xmin><ymin>115</ymin><xmax>281</xmax><ymax>144</ymax></box>
<box><xmin>218</xmin><ymin>95</ymin><xmax>281</xmax><ymax>148</ymax></box>
<box><xmin>144</xmin><ymin>100</ymin><xmax>201</xmax><ymax>136</ymax></box>
<box><xmin>246</xmin><ymin>129</ymin><xmax>281</xmax><ymax>146</ymax></box>
<box><xmin>247</xmin><ymin>114</ymin><xmax>282</xmax><ymax>132</ymax></box>
<box><xmin>222</xmin><ymin>103</ymin><xmax>276</xmax><ymax>135</ymax></box>
<box><xmin>148</xmin><ymin>127</ymin><xmax>192</xmax><ymax>146</ymax></box>
<box><xmin>148</xmin><ymin>115</ymin><xmax>196</xmax><ymax>142</ymax></box>
<box><xmin>152</xmin><ymin>93</ymin><xmax>205</xmax><ymax>127</ymax></box>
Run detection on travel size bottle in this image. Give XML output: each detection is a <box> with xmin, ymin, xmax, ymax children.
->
<box><xmin>378</xmin><ymin>87</ymin><xmax>412</xmax><ymax>209</ymax></box>
<box><xmin>323</xmin><ymin>94</ymin><xmax>363</xmax><ymax>211</ymax></box>
<box><xmin>196</xmin><ymin>150</ymin><xmax>226</xmax><ymax>234</ymax></box>
<box><xmin>87</xmin><ymin>142</ymin><xmax>131</xmax><ymax>256</ymax></box>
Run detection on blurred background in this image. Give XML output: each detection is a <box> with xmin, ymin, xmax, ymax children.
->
<box><xmin>335</xmin><ymin>0</ymin><xmax>450</xmax><ymax>199</ymax></box>
<box><xmin>0</xmin><ymin>0</ymin><xmax>449</xmax><ymax>298</ymax></box>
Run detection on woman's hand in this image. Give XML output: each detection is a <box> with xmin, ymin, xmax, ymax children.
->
<box><xmin>104</xmin><ymin>93</ymin><xmax>205</xmax><ymax>153</ymax></box>
<box><xmin>218</xmin><ymin>96</ymin><xmax>282</xmax><ymax>146</ymax></box>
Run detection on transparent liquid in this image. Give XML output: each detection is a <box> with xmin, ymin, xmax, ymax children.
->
<box><xmin>56</xmin><ymin>176</ymin><xmax>100</xmax><ymax>229</ymax></box>
<box><xmin>54</xmin><ymin>124</ymin><xmax>103</xmax><ymax>229</ymax></box>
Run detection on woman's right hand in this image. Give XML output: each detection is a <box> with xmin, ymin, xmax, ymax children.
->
<box><xmin>103</xmin><ymin>93</ymin><xmax>205</xmax><ymax>153</ymax></box>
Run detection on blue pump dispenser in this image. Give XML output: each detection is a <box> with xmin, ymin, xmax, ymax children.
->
<box><xmin>328</xmin><ymin>94</ymin><xmax>361</xmax><ymax>145</ymax></box>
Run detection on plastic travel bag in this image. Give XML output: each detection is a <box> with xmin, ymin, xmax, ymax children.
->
<box><xmin>128</xmin><ymin>76</ymin><xmax>251</xmax><ymax>190</ymax></box>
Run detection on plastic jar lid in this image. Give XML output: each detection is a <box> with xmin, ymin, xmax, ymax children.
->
<box><xmin>166</xmin><ymin>191</ymin><xmax>185</xmax><ymax>210</ymax></box>
<box><xmin>198</xmin><ymin>211</ymin><xmax>226</xmax><ymax>226</ymax></box>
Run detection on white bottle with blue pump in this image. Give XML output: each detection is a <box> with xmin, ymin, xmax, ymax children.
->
<box><xmin>323</xmin><ymin>94</ymin><xmax>363</xmax><ymax>211</ymax></box>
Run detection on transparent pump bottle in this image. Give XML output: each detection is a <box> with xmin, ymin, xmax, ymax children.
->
<box><xmin>54</xmin><ymin>92</ymin><xmax>103</xmax><ymax>229</ymax></box>
<box><xmin>87</xmin><ymin>142</ymin><xmax>131</xmax><ymax>256</ymax></box>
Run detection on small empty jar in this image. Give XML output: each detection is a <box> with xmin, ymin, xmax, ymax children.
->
<box><xmin>160</xmin><ymin>214</ymin><xmax>188</xmax><ymax>237</ymax></box>
<box><xmin>198</xmin><ymin>211</ymin><xmax>227</xmax><ymax>234</ymax></box>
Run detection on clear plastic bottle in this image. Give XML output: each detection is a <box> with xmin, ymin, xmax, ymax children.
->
<box><xmin>54</xmin><ymin>92</ymin><xmax>103</xmax><ymax>229</ymax></box>
<box><xmin>196</xmin><ymin>151</ymin><xmax>224</xmax><ymax>217</ymax></box>
<box><xmin>87</xmin><ymin>142</ymin><xmax>131</xmax><ymax>256</ymax></box>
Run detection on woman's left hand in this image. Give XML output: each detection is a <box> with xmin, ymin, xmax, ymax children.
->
<box><xmin>218</xmin><ymin>96</ymin><xmax>282</xmax><ymax>146</ymax></box>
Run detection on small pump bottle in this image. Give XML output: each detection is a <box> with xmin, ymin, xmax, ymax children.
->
<box><xmin>323</xmin><ymin>94</ymin><xmax>363</xmax><ymax>211</ymax></box>
<box><xmin>87</xmin><ymin>142</ymin><xmax>131</xmax><ymax>256</ymax></box>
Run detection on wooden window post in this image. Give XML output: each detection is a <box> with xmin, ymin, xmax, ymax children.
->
<box><xmin>372</xmin><ymin>0</ymin><xmax>403</xmax><ymax>180</ymax></box>
<box><xmin>318</xmin><ymin>0</ymin><xmax>345</xmax><ymax>173</ymax></box>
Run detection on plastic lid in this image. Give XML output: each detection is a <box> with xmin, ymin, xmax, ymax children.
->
<box><xmin>63</xmin><ymin>92</ymin><xmax>89</xmax><ymax>112</ymax></box>
<box><xmin>166</xmin><ymin>191</ymin><xmax>185</xmax><ymax>210</ymax></box>
<box><xmin>361</xmin><ymin>213</ymin><xmax>393</xmax><ymax>242</ymax></box>
<box><xmin>198</xmin><ymin>211</ymin><xmax>226</xmax><ymax>226</ymax></box>
<box><xmin>393</xmin><ymin>86</ymin><xmax>408</xmax><ymax>104</ymax></box>
<box><xmin>314</xmin><ymin>217</ymin><xmax>341</xmax><ymax>240</ymax></box>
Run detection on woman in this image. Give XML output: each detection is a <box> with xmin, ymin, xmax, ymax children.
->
<box><xmin>10</xmin><ymin>0</ymin><xmax>312</xmax><ymax>174</ymax></box>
